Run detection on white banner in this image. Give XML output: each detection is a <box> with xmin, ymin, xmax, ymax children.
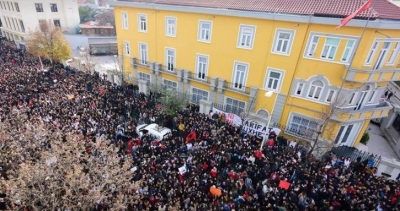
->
<box><xmin>242</xmin><ymin>120</ymin><xmax>281</xmax><ymax>139</ymax></box>
<box><xmin>212</xmin><ymin>108</ymin><xmax>243</xmax><ymax>126</ymax></box>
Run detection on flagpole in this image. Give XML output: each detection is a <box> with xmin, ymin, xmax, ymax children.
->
<box><xmin>336</xmin><ymin>13</ymin><xmax>371</xmax><ymax>101</ymax></box>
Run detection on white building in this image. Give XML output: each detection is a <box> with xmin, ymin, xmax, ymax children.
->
<box><xmin>388</xmin><ymin>0</ymin><xmax>400</xmax><ymax>7</ymax></box>
<box><xmin>0</xmin><ymin>0</ymin><xmax>80</xmax><ymax>47</ymax></box>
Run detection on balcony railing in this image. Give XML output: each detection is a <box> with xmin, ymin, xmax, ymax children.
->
<box><xmin>224</xmin><ymin>81</ymin><xmax>251</xmax><ymax>95</ymax></box>
<box><xmin>159</xmin><ymin>64</ymin><xmax>177</xmax><ymax>75</ymax></box>
<box><xmin>189</xmin><ymin>72</ymin><xmax>211</xmax><ymax>84</ymax></box>
<box><xmin>344</xmin><ymin>66</ymin><xmax>400</xmax><ymax>83</ymax></box>
<box><xmin>333</xmin><ymin>100</ymin><xmax>392</xmax><ymax>121</ymax></box>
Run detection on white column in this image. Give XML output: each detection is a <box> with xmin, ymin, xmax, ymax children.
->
<box><xmin>139</xmin><ymin>79</ymin><xmax>148</xmax><ymax>94</ymax></box>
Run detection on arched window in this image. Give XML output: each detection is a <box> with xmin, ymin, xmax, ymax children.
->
<box><xmin>308</xmin><ymin>80</ymin><xmax>323</xmax><ymax>100</ymax></box>
<box><xmin>257</xmin><ymin>109</ymin><xmax>269</xmax><ymax>118</ymax></box>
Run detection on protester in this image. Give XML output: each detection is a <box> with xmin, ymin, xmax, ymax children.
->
<box><xmin>1</xmin><ymin>39</ymin><xmax>400</xmax><ymax>211</ymax></box>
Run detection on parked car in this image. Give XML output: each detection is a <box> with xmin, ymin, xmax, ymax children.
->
<box><xmin>136</xmin><ymin>123</ymin><xmax>171</xmax><ymax>141</ymax></box>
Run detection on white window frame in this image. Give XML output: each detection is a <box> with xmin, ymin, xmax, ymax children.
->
<box><xmin>123</xmin><ymin>41</ymin><xmax>130</xmax><ymax>55</ymax></box>
<box><xmin>195</xmin><ymin>54</ymin><xmax>209</xmax><ymax>80</ymax></box>
<box><xmin>368</xmin><ymin>90</ymin><xmax>377</xmax><ymax>103</ymax></box>
<box><xmin>387</xmin><ymin>42</ymin><xmax>400</xmax><ymax>65</ymax></box>
<box><xmin>325</xmin><ymin>89</ymin><xmax>337</xmax><ymax>103</ymax></box>
<box><xmin>122</xmin><ymin>11</ymin><xmax>128</xmax><ymax>29</ymax></box>
<box><xmin>231</xmin><ymin>61</ymin><xmax>249</xmax><ymax>90</ymax></box>
<box><xmin>287</xmin><ymin>113</ymin><xmax>319</xmax><ymax>138</ymax></box>
<box><xmin>320</xmin><ymin>37</ymin><xmax>340</xmax><ymax>60</ymax></box>
<box><xmin>237</xmin><ymin>24</ymin><xmax>256</xmax><ymax>49</ymax></box>
<box><xmin>165</xmin><ymin>16</ymin><xmax>176</xmax><ymax>37</ymax></box>
<box><xmin>138</xmin><ymin>72</ymin><xmax>151</xmax><ymax>82</ymax></box>
<box><xmin>165</xmin><ymin>47</ymin><xmax>176</xmax><ymax>71</ymax></box>
<box><xmin>272</xmin><ymin>29</ymin><xmax>295</xmax><ymax>55</ymax></box>
<box><xmin>264</xmin><ymin>68</ymin><xmax>285</xmax><ymax>92</ymax></box>
<box><xmin>295</xmin><ymin>82</ymin><xmax>304</xmax><ymax>96</ymax></box>
<box><xmin>162</xmin><ymin>79</ymin><xmax>178</xmax><ymax>91</ymax></box>
<box><xmin>197</xmin><ymin>20</ymin><xmax>212</xmax><ymax>43</ymax></box>
<box><xmin>138</xmin><ymin>42</ymin><xmax>148</xmax><ymax>65</ymax></box>
<box><xmin>138</xmin><ymin>13</ymin><xmax>147</xmax><ymax>32</ymax></box>
<box><xmin>191</xmin><ymin>87</ymin><xmax>209</xmax><ymax>104</ymax></box>
<box><xmin>341</xmin><ymin>39</ymin><xmax>356</xmax><ymax>63</ymax></box>
<box><xmin>348</xmin><ymin>92</ymin><xmax>358</xmax><ymax>105</ymax></box>
<box><xmin>225</xmin><ymin>97</ymin><xmax>246</xmax><ymax>116</ymax></box>
<box><xmin>307</xmin><ymin>80</ymin><xmax>324</xmax><ymax>100</ymax></box>
<box><xmin>365</xmin><ymin>41</ymin><xmax>378</xmax><ymax>66</ymax></box>
<box><xmin>306</xmin><ymin>35</ymin><xmax>320</xmax><ymax>57</ymax></box>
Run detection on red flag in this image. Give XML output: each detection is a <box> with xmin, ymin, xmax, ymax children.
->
<box><xmin>336</xmin><ymin>0</ymin><xmax>373</xmax><ymax>29</ymax></box>
<box><xmin>185</xmin><ymin>131</ymin><xmax>197</xmax><ymax>142</ymax></box>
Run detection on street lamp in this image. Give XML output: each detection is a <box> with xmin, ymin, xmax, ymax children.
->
<box><xmin>260</xmin><ymin>90</ymin><xmax>278</xmax><ymax>150</ymax></box>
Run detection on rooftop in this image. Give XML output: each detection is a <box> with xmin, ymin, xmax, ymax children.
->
<box><xmin>116</xmin><ymin>0</ymin><xmax>400</xmax><ymax>20</ymax></box>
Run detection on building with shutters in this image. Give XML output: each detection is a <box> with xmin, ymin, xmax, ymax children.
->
<box><xmin>0</xmin><ymin>0</ymin><xmax>79</xmax><ymax>47</ymax></box>
<box><xmin>111</xmin><ymin>0</ymin><xmax>400</xmax><ymax>147</ymax></box>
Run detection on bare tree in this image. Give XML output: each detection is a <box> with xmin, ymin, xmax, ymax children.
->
<box><xmin>0</xmin><ymin>113</ymin><xmax>141</xmax><ymax>210</ymax></box>
<box><xmin>95</xmin><ymin>10</ymin><xmax>116</xmax><ymax>30</ymax></box>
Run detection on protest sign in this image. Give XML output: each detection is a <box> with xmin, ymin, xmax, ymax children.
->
<box><xmin>178</xmin><ymin>165</ymin><xmax>187</xmax><ymax>175</ymax></box>
<box><xmin>212</xmin><ymin>107</ymin><xmax>242</xmax><ymax>126</ymax></box>
<box><xmin>279</xmin><ymin>180</ymin><xmax>290</xmax><ymax>190</ymax></box>
<box><xmin>242</xmin><ymin>120</ymin><xmax>281</xmax><ymax>138</ymax></box>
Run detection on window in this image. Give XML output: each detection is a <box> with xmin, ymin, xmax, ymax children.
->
<box><xmin>124</xmin><ymin>41</ymin><xmax>130</xmax><ymax>55</ymax></box>
<box><xmin>14</xmin><ymin>2</ymin><xmax>19</xmax><ymax>12</ymax></box>
<box><xmin>289</xmin><ymin>114</ymin><xmax>319</xmax><ymax>137</ymax></box>
<box><xmin>368</xmin><ymin>90</ymin><xmax>377</xmax><ymax>103</ymax></box>
<box><xmin>196</xmin><ymin>54</ymin><xmax>209</xmax><ymax>80</ymax></box>
<box><xmin>122</xmin><ymin>11</ymin><xmax>128</xmax><ymax>29</ymax></box>
<box><xmin>192</xmin><ymin>88</ymin><xmax>208</xmax><ymax>104</ymax></box>
<box><xmin>6</xmin><ymin>2</ymin><xmax>9</xmax><ymax>10</ymax></box>
<box><xmin>306</xmin><ymin>35</ymin><xmax>320</xmax><ymax>57</ymax></box>
<box><xmin>50</xmin><ymin>3</ymin><xmax>58</xmax><ymax>12</ymax></box>
<box><xmin>325</xmin><ymin>90</ymin><xmax>336</xmax><ymax>103</ymax></box>
<box><xmin>321</xmin><ymin>37</ymin><xmax>340</xmax><ymax>60</ymax></box>
<box><xmin>53</xmin><ymin>20</ymin><xmax>61</xmax><ymax>27</ymax></box>
<box><xmin>232</xmin><ymin>62</ymin><xmax>248</xmax><ymax>90</ymax></box>
<box><xmin>374</xmin><ymin>42</ymin><xmax>391</xmax><ymax>70</ymax></box>
<box><xmin>35</xmin><ymin>3</ymin><xmax>43</xmax><ymax>12</ymax></box>
<box><xmin>138</xmin><ymin>14</ymin><xmax>147</xmax><ymax>32</ymax></box>
<box><xmin>341</xmin><ymin>40</ymin><xmax>355</xmax><ymax>62</ymax></box>
<box><xmin>198</xmin><ymin>21</ymin><xmax>212</xmax><ymax>42</ymax></box>
<box><xmin>138</xmin><ymin>72</ymin><xmax>150</xmax><ymax>82</ymax></box>
<box><xmin>387</xmin><ymin>42</ymin><xmax>400</xmax><ymax>65</ymax></box>
<box><xmin>272</xmin><ymin>30</ymin><xmax>294</xmax><ymax>55</ymax></box>
<box><xmin>165</xmin><ymin>48</ymin><xmax>175</xmax><ymax>71</ymax></box>
<box><xmin>237</xmin><ymin>25</ymin><xmax>256</xmax><ymax>49</ymax></box>
<box><xmin>307</xmin><ymin>80</ymin><xmax>323</xmax><ymax>100</ymax></box>
<box><xmin>10</xmin><ymin>2</ymin><xmax>14</xmax><ymax>11</ymax></box>
<box><xmin>225</xmin><ymin>97</ymin><xmax>246</xmax><ymax>116</ymax></box>
<box><xmin>163</xmin><ymin>79</ymin><xmax>177</xmax><ymax>91</ymax></box>
<box><xmin>348</xmin><ymin>92</ymin><xmax>357</xmax><ymax>105</ymax></box>
<box><xmin>138</xmin><ymin>43</ymin><xmax>148</xmax><ymax>65</ymax></box>
<box><xmin>295</xmin><ymin>83</ymin><xmax>304</xmax><ymax>96</ymax></box>
<box><xmin>165</xmin><ymin>17</ymin><xmax>176</xmax><ymax>37</ymax></box>
<box><xmin>264</xmin><ymin>68</ymin><xmax>284</xmax><ymax>91</ymax></box>
<box><xmin>365</xmin><ymin>42</ymin><xmax>378</xmax><ymax>65</ymax></box>
<box><xmin>11</xmin><ymin>18</ymin><xmax>16</xmax><ymax>31</ymax></box>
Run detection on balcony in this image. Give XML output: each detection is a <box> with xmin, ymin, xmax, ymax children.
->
<box><xmin>333</xmin><ymin>101</ymin><xmax>393</xmax><ymax>122</ymax></box>
<box><xmin>343</xmin><ymin>66</ymin><xmax>400</xmax><ymax>83</ymax></box>
<box><xmin>189</xmin><ymin>72</ymin><xmax>211</xmax><ymax>84</ymax></box>
<box><xmin>159</xmin><ymin>64</ymin><xmax>177</xmax><ymax>75</ymax></box>
<box><xmin>223</xmin><ymin>81</ymin><xmax>251</xmax><ymax>95</ymax></box>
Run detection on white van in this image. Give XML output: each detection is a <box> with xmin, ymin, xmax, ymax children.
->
<box><xmin>136</xmin><ymin>123</ymin><xmax>172</xmax><ymax>141</ymax></box>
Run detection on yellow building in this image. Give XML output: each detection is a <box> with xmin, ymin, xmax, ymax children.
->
<box><xmin>111</xmin><ymin>0</ymin><xmax>400</xmax><ymax>148</ymax></box>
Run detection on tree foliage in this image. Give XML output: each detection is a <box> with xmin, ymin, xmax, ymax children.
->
<box><xmin>79</xmin><ymin>6</ymin><xmax>96</xmax><ymax>23</ymax></box>
<box><xmin>1</xmin><ymin>113</ymin><xmax>140</xmax><ymax>210</ymax></box>
<box><xmin>149</xmin><ymin>83</ymin><xmax>189</xmax><ymax>116</ymax></box>
<box><xmin>25</xmin><ymin>20</ymin><xmax>71</xmax><ymax>66</ymax></box>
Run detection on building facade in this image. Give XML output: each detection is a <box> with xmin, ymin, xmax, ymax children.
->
<box><xmin>0</xmin><ymin>0</ymin><xmax>80</xmax><ymax>47</ymax></box>
<box><xmin>388</xmin><ymin>0</ymin><xmax>400</xmax><ymax>7</ymax></box>
<box><xmin>111</xmin><ymin>0</ymin><xmax>400</xmax><ymax>147</ymax></box>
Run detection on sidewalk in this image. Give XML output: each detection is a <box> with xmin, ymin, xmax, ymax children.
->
<box><xmin>366</xmin><ymin>123</ymin><xmax>400</xmax><ymax>160</ymax></box>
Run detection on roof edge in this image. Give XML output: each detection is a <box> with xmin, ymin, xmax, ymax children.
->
<box><xmin>110</xmin><ymin>1</ymin><xmax>400</xmax><ymax>30</ymax></box>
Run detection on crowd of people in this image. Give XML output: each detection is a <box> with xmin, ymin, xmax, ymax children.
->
<box><xmin>1</xmin><ymin>39</ymin><xmax>400</xmax><ymax>211</ymax></box>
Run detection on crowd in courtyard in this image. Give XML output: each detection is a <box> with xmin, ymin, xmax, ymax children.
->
<box><xmin>1</xmin><ymin>39</ymin><xmax>400</xmax><ymax>211</ymax></box>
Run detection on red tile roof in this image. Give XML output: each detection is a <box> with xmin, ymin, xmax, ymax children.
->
<box><xmin>117</xmin><ymin>0</ymin><xmax>400</xmax><ymax>20</ymax></box>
